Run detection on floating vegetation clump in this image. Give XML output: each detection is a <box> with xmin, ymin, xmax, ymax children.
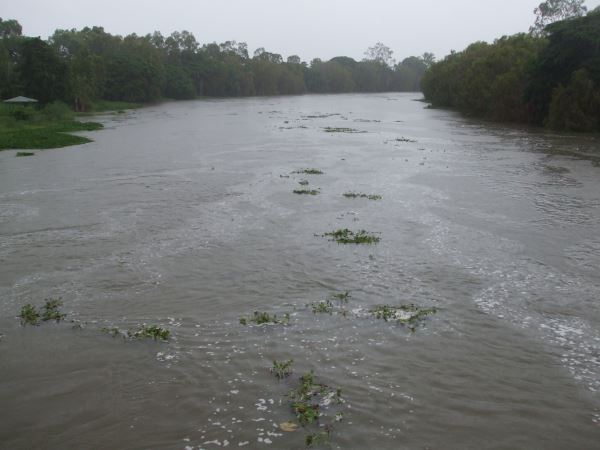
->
<box><xmin>370</xmin><ymin>304</ymin><xmax>437</xmax><ymax>330</ymax></box>
<box><xmin>19</xmin><ymin>304</ymin><xmax>40</xmax><ymax>325</ymax></box>
<box><xmin>293</xmin><ymin>189</ymin><xmax>320</xmax><ymax>195</ymax></box>
<box><xmin>101</xmin><ymin>327</ymin><xmax>122</xmax><ymax>337</ymax></box>
<box><xmin>298</xmin><ymin>180</ymin><xmax>309</xmax><ymax>186</ymax></box>
<box><xmin>128</xmin><ymin>325</ymin><xmax>170</xmax><ymax>341</ymax></box>
<box><xmin>311</xmin><ymin>300</ymin><xmax>334</xmax><ymax>314</ymax></box>
<box><xmin>41</xmin><ymin>298</ymin><xmax>67</xmax><ymax>322</ymax></box>
<box><xmin>330</xmin><ymin>291</ymin><xmax>351</xmax><ymax>303</ymax></box>
<box><xmin>353</xmin><ymin>118</ymin><xmax>381</xmax><ymax>123</ymax></box>
<box><xmin>239</xmin><ymin>311</ymin><xmax>290</xmax><ymax>326</ymax></box>
<box><xmin>394</xmin><ymin>137</ymin><xmax>417</xmax><ymax>143</ymax></box>
<box><xmin>282</xmin><ymin>371</ymin><xmax>344</xmax><ymax>446</ymax></box>
<box><xmin>323</xmin><ymin>127</ymin><xmax>365</xmax><ymax>134</ymax></box>
<box><xmin>15</xmin><ymin>151</ymin><xmax>34</xmax><ymax>157</ymax></box>
<box><xmin>343</xmin><ymin>192</ymin><xmax>382</xmax><ymax>200</ymax></box>
<box><xmin>303</xmin><ymin>113</ymin><xmax>340</xmax><ymax>119</ymax></box>
<box><xmin>272</xmin><ymin>359</ymin><xmax>294</xmax><ymax>379</ymax></box>
<box><xmin>322</xmin><ymin>229</ymin><xmax>381</xmax><ymax>244</ymax></box>
<box><xmin>293</xmin><ymin>169</ymin><xmax>324</xmax><ymax>175</ymax></box>
<box><xmin>18</xmin><ymin>299</ymin><xmax>66</xmax><ymax>326</ymax></box>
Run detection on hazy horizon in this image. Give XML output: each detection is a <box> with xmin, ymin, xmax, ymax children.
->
<box><xmin>4</xmin><ymin>0</ymin><xmax>600</xmax><ymax>62</ymax></box>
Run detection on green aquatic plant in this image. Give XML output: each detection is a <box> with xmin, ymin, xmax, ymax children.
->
<box><xmin>322</xmin><ymin>229</ymin><xmax>380</xmax><ymax>244</ymax></box>
<box><xmin>128</xmin><ymin>325</ymin><xmax>170</xmax><ymax>340</ymax></box>
<box><xmin>240</xmin><ymin>311</ymin><xmax>290</xmax><ymax>326</ymax></box>
<box><xmin>370</xmin><ymin>304</ymin><xmax>438</xmax><ymax>330</ymax></box>
<box><xmin>305</xmin><ymin>430</ymin><xmax>332</xmax><ymax>447</ymax></box>
<box><xmin>311</xmin><ymin>300</ymin><xmax>334</xmax><ymax>314</ymax></box>
<box><xmin>19</xmin><ymin>304</ymin><xmax>40</xmax><ymax>326</ymax></box>
<box><xmin>15</xmin><ymin>151</ymin><xmax>34</xmax><ymax>157</ymax></box>
<box><xmin>343</xmin><ymin>192</ymin><xmax>382</xmax><ymax>200</ymax></box>
<box><xmin>330</xmin><ymin>291</ymin><xmax>351</xmax><ymax>303</ymax></box>
<box><xmin>41</xmin><ymin>298</ymin><xmax>66</xmax><ymax>322</ymax></box>
<box><xmin>323</xmin><ymin>127</ymin><xmax>365</xmax><ymax>133</ymax></box>
<box><xmin>294</xmin><ymin>189</ymin><xmax>320</xmax><ymax>195</ymax></box>
<box><xmin>272</xmin><ymin>359</ymin><xmax>294</xmax><ymax>379</ymax></box>
<box><xmin>101</xmin><ymin>327</ymin><xmax>122</xmax><ymax>337</ymax></box>
<box><xmin>298</xmin><ymin>180</ymin><xmax>309</xmax><ymax>186</ymax></box>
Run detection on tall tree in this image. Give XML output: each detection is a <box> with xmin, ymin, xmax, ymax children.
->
<box><xmin>530</xmin><ymin>0</ymin><xmax>587</xmax><ymax>35</ymax></box>
<box><xmin>364</xmin><ymin>42</ymin><xmax>395</xmax><ymax>67</ymax></box>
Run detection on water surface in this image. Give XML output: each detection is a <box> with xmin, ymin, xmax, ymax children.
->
<box><xmin>1</xmin><ymin>93</ymin><xmax>599</xmax><ymax>449</ymax></box>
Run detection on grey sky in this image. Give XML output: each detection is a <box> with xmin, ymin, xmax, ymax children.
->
<box><xmin>4</xmin><ymin>0</ymin><xmax>600</xmax><ymax>62</ymax></box>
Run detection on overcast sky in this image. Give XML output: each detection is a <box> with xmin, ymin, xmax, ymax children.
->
<box><xmin>4</xmin><ymin>0</ymin><xmax>600</xmax><ymax>62</ymax></box>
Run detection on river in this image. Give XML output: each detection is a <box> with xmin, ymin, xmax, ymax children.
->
<box><xmin>1</xmin><ymin>93</ymin><xmax>599</xmax><ymax>449</ymax></box>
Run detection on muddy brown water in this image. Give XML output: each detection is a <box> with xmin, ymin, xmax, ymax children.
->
<box><xmin>1</xmin><ymin>93</ymin><xmax>599</xmax><ymax>449</ymax></box>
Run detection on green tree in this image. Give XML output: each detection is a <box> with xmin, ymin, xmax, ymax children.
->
<box><xmin>530</xmin><ymin>0</ymin><xmax>587</xmax><ymax>35</ymax></box>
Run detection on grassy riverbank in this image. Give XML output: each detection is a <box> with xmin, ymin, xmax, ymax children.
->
<box><xmin>0</xmin><ymin>100</ymin><xmax>140</xmax><ymax>151</ymax></box>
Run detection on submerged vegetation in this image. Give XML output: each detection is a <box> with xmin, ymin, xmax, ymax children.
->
<box><xmin>323</xmin><ymin>229</ymin><xmax>381</xmax><ymax>244</ymax></box>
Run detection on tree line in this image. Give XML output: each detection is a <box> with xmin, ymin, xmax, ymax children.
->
<box><xmin>0</xmin><ymin>19</ymin><xmax>433</xmax><ymax>111</ymax></box>
<box><xmin>421</xmin><ymin>1</ymin><xmax>600</xmax><ymax>132</ymax></box>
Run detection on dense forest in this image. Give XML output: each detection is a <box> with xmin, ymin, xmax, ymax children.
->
<box><xmin>0</xmin><ymin>19</ymin><xmax>432</xmax><ymax>111</ymax></box>
<box><xmin>421</xmin><ymin>3</ymin><xmax>600</xmax><ymax>132</ymax></box>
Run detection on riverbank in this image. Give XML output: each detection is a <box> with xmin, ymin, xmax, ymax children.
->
<box><xmin>0</xmin><ymin>100</ymin><xmax>140</xmax><ymax>151</ymax></box>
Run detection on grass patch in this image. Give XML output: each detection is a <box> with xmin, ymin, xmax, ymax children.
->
<box><xmin>240</xmin><ymin>311</ymin><xmax>290</xmax><ymax>326</ymax></box>
<box><xmin>323</xmin><ymin>127</ymin><xmax>365</xmax><ymax>134</ymax></box>
<box><xmin>322</xmin><ymin>229</ymin><xmax>381</xmax><ymax>244</ymax></box>
<box><xmin>15</xmin><ymin>151</ymin><xmax>35</xmax><ymax>157</ymax></box>
<box><xmin>343</xmin><ymin>192</ymin><xmax>382</xmax><ymax>200</ymax></box>
<box><xmin>0</xmin><ymin>121</ymin><xmax>103</xmax><ymax>150</ymax></box>
<box><xmin>272</xmin><ymin>359</ymin><xmax>294</xmax><ymax>379</ymax></box>
<box><xmin>370</xmin><ymin>304</ymin><xmax>437</xmax><ymax>330</ymax></box>
<box><xmin>292</xmin><ymin>169</ymin><xmax>324</xmax><ymax>175</ymax></box>
<box><xmin>128</xmin><ymin>325</ymin><xmax>170</xmax><ymax>341</ymax></box>
<box><xmin>293</xmin><ymin>189</ymin><xmax>320</xmax><ymax>195</ymax></box>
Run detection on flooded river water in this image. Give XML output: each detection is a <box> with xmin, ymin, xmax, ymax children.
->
<box><xmin>1</xmin><ymin>93</ymin><xmax>599</xmax><ymax>449</ymax></box>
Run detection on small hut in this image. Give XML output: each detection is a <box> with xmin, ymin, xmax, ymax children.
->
<box><xmin>3</xmin><ymin>96</ymin><xmax>38</xmax><ymax>104</ymax></box>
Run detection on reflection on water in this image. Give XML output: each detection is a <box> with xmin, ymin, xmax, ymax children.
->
<box><xmin>1</xmin><ymin>94</ymin><xmax>599</xmax><ymax>449</ymax></box>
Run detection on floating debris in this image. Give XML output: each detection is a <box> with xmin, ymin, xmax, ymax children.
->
<box><xmin>303</xmin><ymin>113</ymin><xmax>341</xmax><ymax>119</ymax></box>
<box><xmin>343</xmin><ymin>192</ymin><xmax>382</xmax><ymax>200</ymax></box>
<box><xmin>280</xmin><ymin>421</ymin><xmax>299</xmax><ymax>432</ymax></box>
<box><xmin>322</xmin><ymin>229</ymin><xmax>381</xmax><ymax>244</ymax></box>
<box><xmin>15</xmin><ymin>151</ymin><xmax>34</xmax><ymax>157</ymax></box>
<box><xmin>239</xmin><ymin>311</ymin><xmax>290</xmax><ymax>326</ymax></box>
<box><xmin>298</xmin><ymin>180</ymin><xmax>309</xmax><ymax>186</ymax></box>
